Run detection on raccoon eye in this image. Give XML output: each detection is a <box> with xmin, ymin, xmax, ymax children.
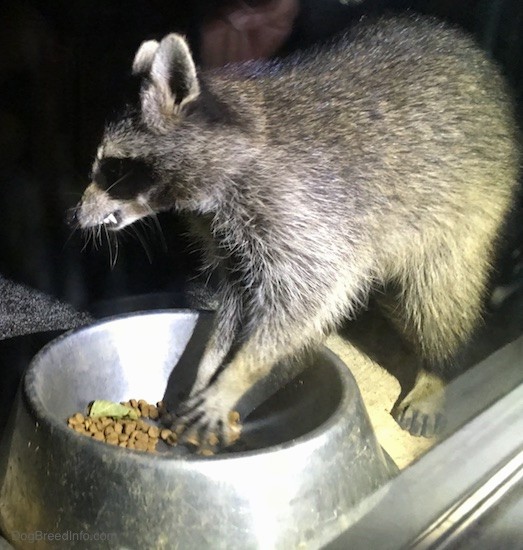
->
<box><xmin>103</xmin><ymin>158</ymin><xmax>126</xmax><ymax>181</ymax></box>
<box><xmin>96</xmin><ymin>157</ymin><xmax>154</xmax><ymax>200</ymax></box>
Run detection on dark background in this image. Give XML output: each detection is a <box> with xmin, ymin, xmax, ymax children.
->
<box><xmin>0</xmin><ymin>0</ymin><xmax>522</xmax><ymax>313</ymax></box>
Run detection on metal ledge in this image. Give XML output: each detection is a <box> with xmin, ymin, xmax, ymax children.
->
<box><xmin>327</xmin><ymin>335</ymin><xmax>523</xmax><ymax>549</ymax></box>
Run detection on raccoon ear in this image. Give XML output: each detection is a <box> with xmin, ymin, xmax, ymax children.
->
<box><xmin>132</xmin><ymin>39</ymin><xmax>160</xmax><ymax>76</ymax></box>
<box><xmin>141</xmin><ymin>33</ymin><xmax>200</xmax><ymax>123</ymax></box>
<box><xmin>152</xmin><ymin>34</ymin><xmax>201</xmax><ymax>109</ymax></box>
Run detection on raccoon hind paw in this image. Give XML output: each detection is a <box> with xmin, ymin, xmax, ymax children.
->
<box><xmin>391</xmin><ymin>369</ymin><xmax>447</xmax><ymax>438</ymax></box>
<box><xmin>392</xmin><ymin>405</ymin><xmax>446</xmax><ymax>437</ymax></box>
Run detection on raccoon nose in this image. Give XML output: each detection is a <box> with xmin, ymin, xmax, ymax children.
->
<box><xmin>66</xmin><ymin>205</ymin><xmax>80</xmax><ymax>227</ymax></box>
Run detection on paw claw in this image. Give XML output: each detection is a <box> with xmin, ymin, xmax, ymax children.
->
<box><xmin>409</xmin><ymin>411</ymin><xmax>426</xmax><ymax>437</ymax></box>
<box><xmin>182</xmin><ymin>427</ymin><xmax>203</xmax><ymax>448</ymax></box>
<box><xmin>393</xmin><ymin>370</ymin><xmax>446</xmax><ymax>438</ymax></box>
<box><xmin>392</xmin><ymin>404</ymin><xmax>445</xmax><ymax>438</ymax></box>
<box><xmin>170</xmin><ymin>386</ymin><xmax>242</xmax><ymax>452</ymax></box>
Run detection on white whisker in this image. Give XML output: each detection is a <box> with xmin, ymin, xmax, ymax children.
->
<box><xmin>103</xmin><ymin>224</ymin><xmax>114</xmax><ymax>268</ymax></box>
<box><xmin>142</xmin><ymin>201</ymin><xmax>168</xmax><ymax>252</ymax></box>
<box><xmin>130</xmin><ymin>224</ymin><xmax>153</xmax><ymax>263</ymax></box>
<box><xmin>105</xmin><ymin>169</ymin><xmax>134</xmax><ymax>194</ymax></box>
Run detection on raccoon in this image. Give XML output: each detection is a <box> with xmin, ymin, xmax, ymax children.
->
<box><xmin>72</xmin><ymin>15</ymin><xmax>520</xmax><ymax>446</ymax></box>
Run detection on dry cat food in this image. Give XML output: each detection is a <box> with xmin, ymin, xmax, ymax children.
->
<box><xmin>66</xmin><ymin>399</ymin><xmax>242</xmax><ymax>456</ymax></box>
<box><xmin>67</xmin><ymin>399</ymin><xmax>176</xmax><ymax>453</ymax></box>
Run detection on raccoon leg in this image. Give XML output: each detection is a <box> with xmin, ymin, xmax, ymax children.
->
<box><xmin>340</xmin><ymin>299</ymin><xmax>420</xmax><ymax>394</ymax></box>
<box><xmin>384</xmin><ymin>240</ymin><xmax>491</xmax><ymax>437</ymax></box>
<box><xmin>380</xmin><ymin>305</ymin><xmax>453</xmax><ymax>438</ymax></box>
<box><xmin>176</xmin><ymin>316</ymin><xmax>317</xmax><ymax>447</ymax></box>
<box><xmin>188</xmin><ymin>284</ymin><xmax>244</xmax><ymax>396</ymax></box>
<box><xmin>175</xmin><ymin>271</ymin><xmax>370</xmax><ymax>448</ymax></box>
<box><xmin>341</xmin><ymin>301</ymin><xmax>444</xmax><ymax>437</ymax></box>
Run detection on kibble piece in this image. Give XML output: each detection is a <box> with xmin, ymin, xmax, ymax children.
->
<box><xmin>148</xmin><ymin>425</ymin><xmax>160</xmax><ymax>439</ymax></box>
<box><xmin>228</xmin><ymin>411</ymin><xmax>240</xmax><ymax>424</ymax></box>
<box><xmin>104</xmin><ymin>425</ymin><xmax>115</xmax><ymax>436</ymax></box>
<box><xmin>207</xmin><ymin>433</ymin><xmax>219</xmax><ymax>447</ymax></box>
<box><xmin>160</xmin><ymin>429</ymin><xmax>173</xmax><ymax>441</ymax></box>
<box><xmin>129</xmin><ymin>399</ymin><xmax>138</xmax><ymax>409</ymax></box>
<box><xmin>92</xmin><ymin>432</ymin><xmax>104</xmax><ymax>442</ymax></box>
<box><xmin>135</xmin><ymin>431</ymin><xmax>149</xmax><ymax>443</ymax></box>
<box><xmin>118</xmin><ymin>433</ymin><xmax>129</xmax><ymax>443</ymax></box>
<box><xmin>106</xmin><ymin>433</ymin><xmax>119</xmax><ymax>445</ymax></box>
<box><xmin>113</xmin><ymin>422</ymin><xmax>123</xmax><ymax>435</ymax></box>
<box><xmin>166</xmin><ymin>433</ymin><xmax>178</xmax><ymax>446</ymax></box>
<box><xmin>199</xmin><ymin>448</ymin><xmax>215</xmax><ymax>457</ymax></box>
<box><xmin>185</xmin><ymin>432</ymin><xmax>200</xmax><ymax>447</ymax></box>
<box><xmin>100</xmin><ymin>417</ymin><xmax>112</xmax><ymax>428</ymax></box>
<box><xmin>135</xmin><ymin>440</ymin><xmax>148</xmax><ymax>452</ymax></box>
<box><xmin>124</xmin><ymin>421</ymin><xmax>136</xmax><ymax>435</ymax></box>
<box><xmin>138</xmin><ymin>420</ymin><xmax>151</xmax><ymax>433</ymax></box>
<box><xmin>148</xmin><ymin>406</ymin><xmax>159</xmax><ymax>420</ymax></box>
<box><xmin>220</xmin><ymin>411</ymin><xmax>241</xmax><ymax>445</ymax></box>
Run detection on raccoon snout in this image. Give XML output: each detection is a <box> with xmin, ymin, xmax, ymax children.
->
<box><xmin>66</xmin><ymin>203</ymin><xmax>121</xmax><ymax>229</ymax></box>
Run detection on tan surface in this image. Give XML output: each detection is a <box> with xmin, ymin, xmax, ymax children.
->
<box><xmin>326</xmin><ymin>334</ymin><xmax>437</xmax><ymax>470</ymax></box>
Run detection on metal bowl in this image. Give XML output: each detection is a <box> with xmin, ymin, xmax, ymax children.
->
<box><xmin>0</xmin><ymin>310</ymin><xmax>396</xmax><ymax>549</ymax></box>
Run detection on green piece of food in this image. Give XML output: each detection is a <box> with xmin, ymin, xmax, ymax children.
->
<box><xmin>88</xmin><ymin>400</ymin><xmax>138</xmax><ymax>420</ymax></box>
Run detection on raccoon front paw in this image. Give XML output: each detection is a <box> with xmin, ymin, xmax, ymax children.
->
<box><xmin>173</xmin><ymin>387</ymin><xmax>242</xmax><ymax>453</ymax></box>
<box><xmin>391</xmin><ymin>370</ymin><xmax>446</xmax><ymax>438</ymax></box>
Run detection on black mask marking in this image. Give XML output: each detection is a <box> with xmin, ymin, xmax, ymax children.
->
<box><xmin>94</xmin><ymin>157</ymin><xmax>155</xmax><ymax>200</ymax></box>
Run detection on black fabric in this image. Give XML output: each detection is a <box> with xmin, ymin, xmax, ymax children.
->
<box><xmin>0</xmin><ymin>275</ymin><xmax>93</xmax><ymax>437</ymax></box>
<box><xmin>0</xmin><ymin>275</ymin><xmax>92</xmax><ymax>340</ymax></box>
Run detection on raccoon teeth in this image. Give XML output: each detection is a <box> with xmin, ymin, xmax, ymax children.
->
<box><xmin>103</xmin><ymin>214</ymin><xmax>118</xmax><ymax>225</ymax></box>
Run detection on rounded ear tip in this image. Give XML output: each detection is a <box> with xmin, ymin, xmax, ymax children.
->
<box><xmin>133</xmin><ymin>39</ymin><xmax>160</xmax><ymax>75</ymax></box>
<box><xmin>163</xmin><ymin>33</ymin><xmax>186</xmax><ymax>43</ymax></box>
<box><xmin>161</xmin><ymin>33</ymin><xmax>192</xmax><ymax>54</ymax></box>
<box><xmin>141</xmin><ymin>38</ymin><xmax>160</xmax><ymax>48</ymax></box>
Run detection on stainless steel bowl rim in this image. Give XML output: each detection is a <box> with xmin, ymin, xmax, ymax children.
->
<box><xmin>24</xmin><ymin>309</ymin><xmax>356</xmax><ymax>463</ymax></box>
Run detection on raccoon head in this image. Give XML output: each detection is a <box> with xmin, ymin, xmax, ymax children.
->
<box><xmin>72</xmin><ymin>33</ymin><xmax>260</xmax><ymax>232</ymax></box>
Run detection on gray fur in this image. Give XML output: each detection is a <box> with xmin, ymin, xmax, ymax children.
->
<box><xmin>74</xmin><ymin>15</ymin><xmax>520</xmax><ymax>444</ymax></box>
